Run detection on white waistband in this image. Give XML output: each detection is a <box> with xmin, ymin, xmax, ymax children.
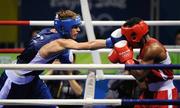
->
<box><xmin>148</xmin><ymin>80</ymin><xmax>175</xmax><ymax>91</ymax></box>
<box><xmin>5</xmin><ymin>70</ymin><xmax>34</xmax><ymax>85</ymax></box>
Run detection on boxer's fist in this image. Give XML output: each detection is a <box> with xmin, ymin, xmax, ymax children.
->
<box><xmin>108</xmin><ymin>49</ymin><xmax>119</xmax><ymax>63</ymax></box>
<box><xmin>114</xmin><ymin>40</ymin><xmax>134</xmax><ymax>64</ymax></box>
<box><xmin>105</xmin><ymin>28</ymin><xmax>126</xmax><ymax>48</ymax></box>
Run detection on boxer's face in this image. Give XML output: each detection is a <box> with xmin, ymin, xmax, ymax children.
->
<box><xmin>70</xmin><ymin>26</ymin><xmax>81</xmax><ymax>39</ymax></box>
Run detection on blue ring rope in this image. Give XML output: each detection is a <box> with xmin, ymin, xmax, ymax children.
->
<box><xmin>125</xmin><ymin>64</ymin><xmax>180</xmax><ymax>70</ymax></box>
<box><xmin>122</xmin><ymin>99</ymin><xmax>180</xmax><ymax>105</ymax></box>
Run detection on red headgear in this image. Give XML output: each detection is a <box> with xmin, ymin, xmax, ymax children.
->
<box><xmin>121</xmin><ymin>21</ymin><xmax>149</xmax><ymax>46</ymax></box>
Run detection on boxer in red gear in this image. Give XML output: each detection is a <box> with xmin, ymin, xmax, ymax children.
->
<box><xmin>121</xmin><ymin>17</ymin><xmax>178</xmax><ymax>108</ymax></box>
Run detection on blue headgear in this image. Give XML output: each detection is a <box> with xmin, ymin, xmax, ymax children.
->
<box><xmin>54</xmin><ymin>14</ymin><xmax>81</xmax><ymax>38</ymax></box>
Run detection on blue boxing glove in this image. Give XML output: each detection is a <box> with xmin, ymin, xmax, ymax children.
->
<box><xmin>106</xmin><ymin>28</ymin><xmax>126</xmax><ymax>48</ymax></box>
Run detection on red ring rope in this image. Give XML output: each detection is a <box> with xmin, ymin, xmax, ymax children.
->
<box><xmin>0</xmin><ymin>48</ymin><xmax>24</xmax><ymax>53</ymax></box>
<box><xmin>0</xmin><ymin>21</ymin><xmax>29</xmax><ymax>25</ymax></box>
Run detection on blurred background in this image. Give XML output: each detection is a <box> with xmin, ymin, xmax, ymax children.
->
<box><xmin>0</xmin><ymin>0</ymin><xmax>180</xmax><ymax>48</ymax></box>
<box><xmin>0</xmin><ymin>0</ymin><xmax>180</xmax><ymax>71</ymax></box>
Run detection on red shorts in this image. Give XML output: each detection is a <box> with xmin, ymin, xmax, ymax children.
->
<box><xmin>134</xmin><ymin>87</ymin><xmax>178</xmax><ymax>108</ymax></box>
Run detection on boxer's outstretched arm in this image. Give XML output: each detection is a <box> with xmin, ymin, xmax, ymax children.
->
<box><xmin>56</xmin><ymin>38</ymin><xmax>107</xmax><ymax>50</ymax></box>
<box><xmin>39</xmin><ymin>38</ymin><xmax>106</xmax><ymax>58</ymax></box>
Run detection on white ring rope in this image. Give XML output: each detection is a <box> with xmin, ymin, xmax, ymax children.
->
<box><xmin>0</xmin><ymin>48</ymin><xmax>179</xmax><ymax>53</ymax></box>
<box><xmin>0</xmin><ymin>64</ymin><xmax>125</xmax><ymax>70</ymax></box>
<box><xmin>88</xmin><ymin>21</ymin><xmax>180</xmax><ymax>26</ymax></box>
<box><xmin>0</xmin><ymin>99</ymin><xmax>122</xmax><ymax>106</ymax></box>
<box><xmin>29</xmin><ymin>21</ymin><xmax>180</xmax><ymax>26</ymax></box>
<box><xmin>1</xmin><ymin>20</ymin><xmax>180</xmax><ymax>26</ymax></box>
<box><xmin>39</xmin><ymin>75</ymin><xmax>180</xmax><ymax>80</ymax></box>
<box><xmin>71</xmin><ymin>48</ymin><xmax>180</xmax><ymax>53</ymax></box>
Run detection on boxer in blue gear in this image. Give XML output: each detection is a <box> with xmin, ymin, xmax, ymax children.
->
<box><xmin>0</xmin><ymin>10</ymin><xmax>124</xmax><ymax>108</ymax></box>
<box><xmin>0</xmin><ymin>10</ymin><xmax>108</xmax><ymax>108</ymax></box>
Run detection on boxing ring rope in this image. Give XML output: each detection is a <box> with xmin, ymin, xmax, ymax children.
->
<box><xmin>0</xmin><ymin>99</ymin><xmax>180</xmax><ymax>106</ymax></box>
<box><xmin>39</xmin><ymin>75</ymin><xmax>180</xmax><ymax>80</ymax></box>
<box><xmin>72</xmin><ymin>48</ymin><xmax>180</xmax><ymax>53</ymax></box>
<box><xmin>1</xmin><ymin>20</ymin><xmax>180</xmax><ymax>26</ymax></box>
<box><xmin>0</xmin><ymin>48</ymin><xmax>24</xmax><ymax>53</ymax></box>
<box><xmin>0</xmin><ymin>63</ymin><xmax>179</xmax><ymax>80</ymax></box>
<box><xmin>0</xmin><ymin>64</ymin><xmax>180</xmax><ymax>70</ymax></box>
<box><xmin>1</xmin><ymin>64</ymin><xmax>180</xmax><ymax>80</ymax></box>
<box><xmin>0</xmin><ymin>48</ymin><xmax>180</xmax><ymax>53</ymax></box>
<box><xmin>0</xmin><ymin>62</ymin><xmax>179</xmax><ymax>80</ymax></box>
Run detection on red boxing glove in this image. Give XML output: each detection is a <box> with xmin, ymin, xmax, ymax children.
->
<box><xmin>114</xmin><ymin>40</ymin><xmax>134</xmax><ymax>64</ymax></box>
<box><xmin>108</xmin><ymin>49</ymin><xmax>119</xmax><ymax>63</ymax></box>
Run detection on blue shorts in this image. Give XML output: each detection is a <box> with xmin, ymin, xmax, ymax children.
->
<box><xmin>0</xmin><ymin>72</ymin><xmax>56</xmax><ymax>108</ymax></box>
